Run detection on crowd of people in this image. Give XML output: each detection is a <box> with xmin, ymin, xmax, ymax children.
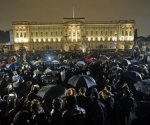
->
<box><xmin>0</xmin><ymin>50</ymin><xmax>150</xmax><ymax>125</ymax></box>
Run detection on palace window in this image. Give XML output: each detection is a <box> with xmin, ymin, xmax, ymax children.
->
<box><xmin>129</xmin><ymin>31</ymin><xmax>132</xmax><ymax>36</ymax></box>
<box><xmin>96</xmin><ymin>31</ymin><xmax>98</xmax><ymax>35</ymax></box>
<box><xmin>16</xmin><ymin>33</ymin><xmax>19</xmax><ymax>37</ymax></box>
<box><xmin>105</xmin><ymin>31</ymin><xmax>108</xmax><ymax>35</ymax></box>
<box><xmin>36</xmin><ymin>32</ymin><xmax>38</xmax><ymax>37</ymax></box>
<box><xmin>24</xmin><ymin>33</ymin><xmax>26</xmax><ymax>37</ymax></box>
<box><xmin>122</xmin><ymin>31</ymin><xmax>124</xmax><ymax>36</ymax></box>
<box><xmin>91</xmin><ymin>31</ymin><xmax>93</xmax><ymax>36</ymax></box>
<box><xmin>86</xmin><ymin>31</ymin><xmax>88</xmax><ymax>35</ymax></box>
<box><xmin>45</xmin><ymin>32</ymin><xmax>48</xmax><ymax>36</ymax></box>
<box><xmin>20</xmin><ymin>32</ymin><xmax>23</xmax><ymax>37</ymax></box>
<box><xmin>125</xmin><ymin>31</ymin><xmax>128</xmax><ymax>36</ymax></box>
<box><xmin>41</xmin><ymin>32</ymin><xmax>43</xmax><ymax>37</ymax></box>
<box><xmin>110</xmin><ymin>31</ymin><xmax>112</xmax><ymax>36</ymax></box>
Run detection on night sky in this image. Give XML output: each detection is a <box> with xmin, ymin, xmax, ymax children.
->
<box><xmin>0</xmin><ymin>0</ymin><xmax>150</xmax><ymax>36</ymax></box>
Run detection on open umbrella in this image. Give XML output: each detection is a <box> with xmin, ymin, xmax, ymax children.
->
<box><xmin>122</xmin><ymin>59</ymin><xmax>131</xmax><ymax>66</ymax></box>
<box><xmin>134</xmin><ymin>79</ymin><xmax>150</xmax><ymax>95</ymax></box>
<box><xmin>76</xmin><ymin>61</ymin><xmax>86</xmax><ymax>67</ymax></box>
<box><xmin>122</xmin><ymin>71</ymin><xmax>142</xmax><ymax>83</ymax></box>
<box><xmin>8</xmin><ymin>62</ymin><xmax>22</xmax><ymax>69</ymax></box>
<box><xmin>130</xmin><ymin>59</ymin><xmax>139</xmax><ymax>64</ymax></box>
<box><xmin>85</xmin><ymin>57</ymin><xmax>95</xmax><ymax>63</ymax></box>
<box><xmin>68</xmin><ymin>75</ymin><xmax>96</xmax><ymax>89</ymax></box>
<box><xmin>59</xmin><ymin>64</ymin><xmax>70</xmax><ymax>69</ymax></box>
<box><xmin>37</xmin><ymin>84</ymin><xmax>66</xmax><ymax>99</ymax></box>
<box><xmin>51</xmin><ymin>60</ymin><xmax>60</xmax><ymax>65</ymax></box>
<box><xmin>128</xmin><ymin>65</ymin><xmax>149</xmax><ymax>75</ymax></box>
<box><xmin>0</xmin><ymin>68</ymin><xmax>9</xmax><ymax>74</ymax></box>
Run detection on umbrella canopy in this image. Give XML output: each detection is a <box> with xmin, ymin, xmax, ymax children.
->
<box><xmin>130</xmin><ymin>59</ymin><xmax>139</xmax><ymax>64</ymax></box>
<box><xmin>59</xmin><ymin>64</ymin><xmax>70</xmax><ymax>69</ymax></box>
<box><xmin>37</xmin><ymin>84</ymin><xmax>66</xmax><ymax>99</ymax></box>
<box><xmin>33</xmin><ymin>60</ymin><xmax>43</xmax><ymax>65</ymax></box>
<box><xmin>0</xmin><ymin>68</ymin><xmax>9</xmax><ymax>74</ymax></box>
<box><xmin>76</xmin><ymin>61</ymin><xmax>86</xmax><ymax>67</ymax></box>
<box><xmin>122</xmin><ymin>59</ymin><xmax>131</xmax><ymax>66</ymax></box>
<box><xmin>122</xmin><ymin>71</ymin><xmax>142</xmax><ymax>83</ymax></box>
<box><xmin>128</xmin><ymin>65</ymin><xmax>149</xmax><ymax>75</ymax></box>
<box><xmin>8</xmin><ymin>62</ymin><xmax>22</xmax><ymax>69</ymax></box>
<box><xmin>51</xmin><ymin>60</ymin><xmax>60</xmax><ymax>65</ymax></box>
<box><xmin>134</xmin><ymin>79</ymin><xmax>150</xmax><ymax>95</ymax></box>
<box><xmin>68</xmin><ymin>75</ymin><xmax>96</xmax><ymax>89</ymax></box>
<box><xmin>85</xmin><ymin>57</ymin><xmax>96</xmax><ymax>63</ymax></box>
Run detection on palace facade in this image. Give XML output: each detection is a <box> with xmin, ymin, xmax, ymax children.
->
<box><xmin>12</xmin><ymin>18</ymin><xmax>135</xmax><ymax>52</ymax></box>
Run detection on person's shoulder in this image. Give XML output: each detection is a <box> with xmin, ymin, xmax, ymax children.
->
<box><xmin>76</xmin><ymin>106</ymin><xmax>86</xmax><ymax>114</ymax></box>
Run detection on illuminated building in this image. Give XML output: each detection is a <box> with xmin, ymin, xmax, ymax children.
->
<box><xmin>12</xmin><ymin>18</ymin><xmax>135</xmax><ymax>51</ymax></box>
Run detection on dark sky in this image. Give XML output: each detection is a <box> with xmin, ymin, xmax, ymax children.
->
<box><xmin>0</xmin><ymin>0</ymin><xmax>150</xmax><ymax>36</ymax></box>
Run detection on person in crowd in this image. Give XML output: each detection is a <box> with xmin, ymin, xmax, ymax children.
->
<box><xmin>119</xmin><ymin>90</ymin><xmax>135</xmax><ymax>125</ymax></box>
<box><xmin>61</xmin><ymin>96</ymin><xmax>86</xmax><ymax>125</ymax></box>
<box><xmin>50</xmin><ymin>98</ymin><xmax>62</xmax><ymax>125</ymax></box>
<box><xmin>88</xmin><ymin>88</ymin><xmax>106</xmax><ymax>125</ymax></box>
<box><xmin>99</xmin><ymin>85</ymin><xmax>115</xmax><ymax>125</ymax></box>
<box><xmin>26</xmin><ymin>84</ymin><xmax>40</xmax><ymax>101</ymax></box>
<box><xmin>66</xmin><ymin>88</ymin><xmax>78</xmax><ymax>96</ymax></box>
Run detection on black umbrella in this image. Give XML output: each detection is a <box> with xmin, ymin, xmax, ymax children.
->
<box><xmin>122</xmin><ymin>71</ymin><xmax>142</xmax><ymax>83</ymax></box>
<box><xmin>128</xmin><ymin>65</ymin><xmax>149</xmax><ymax>75</ymax></box>
<box><xmin>68</xmin><ymin>75</ymin><xmax>96</xmax><ymax>89</ymax></box>
<box><xmin>122</xmin><ymin>59</ymin><xmax>131</xmax><ymax>66</ymax></box>
<box><xmin>37</xmin><ymin>84</ymin><xmax>66</xmax><ymax>99</ymax></box>
<box><xmin>134</xmin><ymin>79</ymin><xmax>150</xmax><ymax>95</ymax></box>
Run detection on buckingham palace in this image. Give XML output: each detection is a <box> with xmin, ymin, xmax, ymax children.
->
<box><xmin>12</xmin><ymin>18</ymin><xmax>135</xmax><ymax>52</ymax></box>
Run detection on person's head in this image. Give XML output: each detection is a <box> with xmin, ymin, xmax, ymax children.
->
<box><xmin>31</xmin><ymin>84</ymin><xmax>40</xmax><ymax>93</ymax></box>
<box><xmin>67</xmin><ymin>88</ymin><xmax>77</xmax><ymax>96</ymax></box>
<box><xmin>52</xmin><ymin>98</ymin><xmax>61</xmax><ymax>109</ymax></box>
<box><xmin>78</xmin><ymin>87</ymin><xmax>86</xmax><ymax>96</ymax></box>
<box><xmin>7</xmin><ymin>92</ymin><xmax>18</xmax><ymax>108</ymax></box>
<box><xmin>90</xmin><ymin>88</ymin><xmax>99</xmax><ymax>99</ymax></box>
<box><xmin>30</xmin><ymin>99</ymin><xmax>41</xmax><ymax>113</ymax></box>
<box><xmin>13</xmin><ymin>110</ymin><xmax>30</xmax><ymax>125</ymax></box>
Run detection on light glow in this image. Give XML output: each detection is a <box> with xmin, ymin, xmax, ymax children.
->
<box><xmin>15</xmin><ymin>38</ymin><xmax>29</xmax><ymax>43</ymax></box>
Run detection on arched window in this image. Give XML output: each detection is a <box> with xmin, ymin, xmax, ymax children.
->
<box><xmin>20</xmin><ymin>32</ymin><xmax>23</xmax><ymax>37</ymax></box>
<box><xmin>16</xmin><ymin>32</ymin><xmax>19</xmax><ymax>37</ymax></box>
<box><xmin>24</xmin><ymin>33</ymin><xmax>26</xmax><ymax>37</ymax></box>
